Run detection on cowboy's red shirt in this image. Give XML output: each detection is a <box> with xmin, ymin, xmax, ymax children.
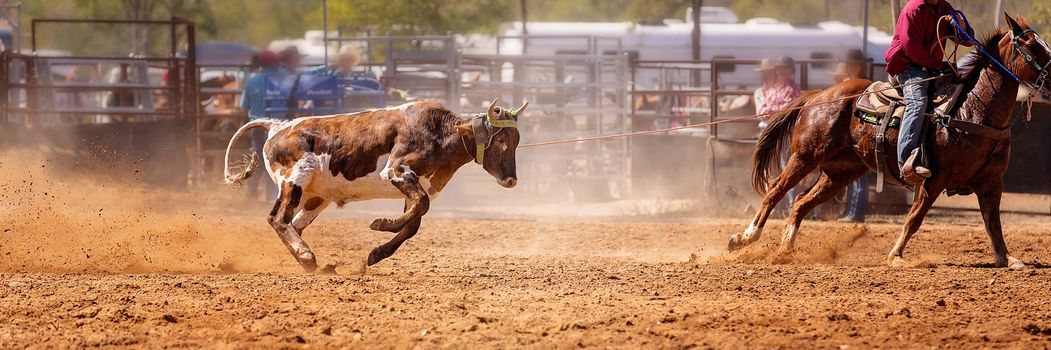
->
<box><xmin>884</xmin><ymin>0</ymin><xmax>971</xmax><ymax>75</ymax></box>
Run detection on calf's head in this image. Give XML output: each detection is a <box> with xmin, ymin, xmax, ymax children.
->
<box><xmin>457</xmin><ymin>98</ymin><xmax>527</xmax><ymax>188</ymax></box>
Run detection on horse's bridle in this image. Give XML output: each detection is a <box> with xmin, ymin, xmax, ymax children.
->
<box><xmin>1010</xmin><ymin>28</ymin><xmax>1051</xmax><ymax>97</ymax></box>
<box><xmin>951</xmin><ymin>10</ymin><xmax>1051</xmax><ymax>98</ymax></box>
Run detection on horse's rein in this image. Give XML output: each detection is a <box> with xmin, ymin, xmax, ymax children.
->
<box><xmin>943</xmin><ymin>10</ymin><xmax>1051</xmax><ymax>121</ymax></box>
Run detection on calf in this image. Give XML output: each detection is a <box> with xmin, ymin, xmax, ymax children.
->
<box><xmin>223</xmin><ymin>99</ymin><xmax>526</xmax><ymax>271</ymax></box>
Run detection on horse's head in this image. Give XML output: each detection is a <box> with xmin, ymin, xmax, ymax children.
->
<box><xmin>1000</xmin><ymin>14</ymin><xmax>1051</xmax><ymax>92</ymax></box>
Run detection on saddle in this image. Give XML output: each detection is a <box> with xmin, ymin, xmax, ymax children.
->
<box><xmin>853</xmin><ymin>79</ymin><xmax>965</xmax><ymax>191</ymax></box>
<box><xmin>855</xmin><ymin>80</ymin><xmax>963</xmax><ymax>125</ymax></box>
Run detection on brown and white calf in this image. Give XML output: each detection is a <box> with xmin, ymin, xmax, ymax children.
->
<box><xmin>223</xmin><ymin>99</ymin><xmax>526</xmax><ymax>271</ymax></box>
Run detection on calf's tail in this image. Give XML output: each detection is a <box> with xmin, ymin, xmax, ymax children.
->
<box><xmin>223</xmin><ymin>119</ymin><xmax>279</xmax><ymax>188</ymax></box>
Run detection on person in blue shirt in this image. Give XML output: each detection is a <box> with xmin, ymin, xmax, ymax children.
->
<box><xmin>240</xmin><ymin>50</ymin><xmax>281</xmax><ymax>202</ymax></box>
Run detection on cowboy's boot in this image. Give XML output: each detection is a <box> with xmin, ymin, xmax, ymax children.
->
<box><xmin>901</xmin><ymin>148</ymin><xmax>931</xmax><ymax>185</ymax></box>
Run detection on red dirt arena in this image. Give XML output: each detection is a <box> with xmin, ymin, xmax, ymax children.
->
<box><xmin>3</xmin><ymin>154</ymin><xmax>1051</xmax><ymax>349</ymax></box>
<box><xmin>5</xmin><ymin>1</ymin><xmax>1051</xmax><ymax>349</ymax></box>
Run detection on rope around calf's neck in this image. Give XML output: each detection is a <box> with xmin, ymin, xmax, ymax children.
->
<box><xmin>518</xmin><ymin>74</ymin><xmax>947</xmax><ymax>148</ymax></box>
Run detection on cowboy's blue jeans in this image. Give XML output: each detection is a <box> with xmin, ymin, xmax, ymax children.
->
<box><xmin>895</xmin><ymin>67</ymin><xmax>931</xmax><ymax>166</ymax></box>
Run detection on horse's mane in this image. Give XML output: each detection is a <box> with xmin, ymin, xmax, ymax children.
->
<box><xmin>957</xmin><ymin>29</ymin><xmax>1009</xmax><ymax>89</ymax></box>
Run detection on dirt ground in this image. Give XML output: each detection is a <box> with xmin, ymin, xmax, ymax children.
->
<box><xmin>4</xmin><ymin>154</ymin><xmax>1051</xmax><ymax>348</ymax></box>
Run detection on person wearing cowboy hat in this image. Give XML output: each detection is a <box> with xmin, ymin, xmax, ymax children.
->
<box><xmin>829</xmin><ymin>49</ymin><xmax>869</xmax><ymax>83</ymax></box>
<box><xmin>754</xmin><ymin>56</ymin><xmax>802</xmax><ymax>121</ymax></box>
<box><xmin>830</xmin><ymin>50</ymin><xmax>872</xmax><ymax>223</ymax></box>
<box><xmin>753</xmin><ymin>58</ymin><xmax>776</xmax><ymax>124</ymax></box>
<box><xmin>754</xmin><ymin>56</ymin><xmax>803</xmax><ymax>215</ymax></box>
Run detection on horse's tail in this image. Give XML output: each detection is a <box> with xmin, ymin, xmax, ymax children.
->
<box><xmin>223</xmin><ymin>119</ymin><xmax>280</xmax><ymax>188</ymax></box>
<box><xmin>751</xmin><ymin>91</ymin><xmax>819</xmax><ymax>196</ymax></box>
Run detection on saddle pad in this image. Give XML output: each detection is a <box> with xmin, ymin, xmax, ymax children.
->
<box><xmin>855</xmin><ymin>82</ymin><xmax>905</xmax><ymax>117</ymax></box>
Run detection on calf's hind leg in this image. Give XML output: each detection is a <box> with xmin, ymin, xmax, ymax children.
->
<box><xmin>269</xmin><ymin>182</ymin><xmax>319</xmax><ymax>271</ymax></box>
<box><xmin>268</xmin><ymin>155</ymin><xmax>322</xmax><ymax>272</ymax></box>
<box><xmin>292</xmin><ymin>197</ymin><xmax>330</xmax><ymax>237</ymax></box>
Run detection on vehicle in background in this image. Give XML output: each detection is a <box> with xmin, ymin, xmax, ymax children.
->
<box><xmin>499</xmin><ymin>6</ymin><xmax>893</xmax><ymax>88</ymax></box>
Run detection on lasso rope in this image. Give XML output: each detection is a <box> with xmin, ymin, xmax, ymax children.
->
<box><xmin>519</xmin><ymin>74</ymin><xmax>945</xmax><ymax>148</ymax></box>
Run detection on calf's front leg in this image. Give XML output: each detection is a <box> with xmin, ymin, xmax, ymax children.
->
<box><xmin>371</xmin><ymin>164</ymin><xmax>430</xmax><ymax>233</ymax></box>
<box><xmin>367</xmin><ymin>203</ymin><xmax>422</xmax><ymax>266</ymax></box>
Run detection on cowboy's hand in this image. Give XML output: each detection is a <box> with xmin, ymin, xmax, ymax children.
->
<box><xmin>944</xmin><ymin>14</ymin><xmax>975</xmax><ymax>46</ymax></box>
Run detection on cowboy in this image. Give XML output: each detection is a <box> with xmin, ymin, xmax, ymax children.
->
<box><xmin>885</xmin><ymin>0</ymin><xmax>973</xmax><ymax>182</ymax></box>
<box><xmin>240</xmin><ymin>50</ymin><xmax>282</xmax><ymax>201</ymax></box>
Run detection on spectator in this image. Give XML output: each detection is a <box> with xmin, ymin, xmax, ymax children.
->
<box><xmin>279</xmin><ymin>46</ymin><xmax>305</xmax><ymax>73</ymax></box>
<box><xmin>829</xmin><ymin>57</ymin><xmax>870</xmax><ymax>223</ymax></box>
<box><xmin>240</xmin><ymin>50</ymin><xmax>282</xmax><ymax>202</ymax></box>
<box><xmin>309</xmin><ymin>45</ymin><xmax>363</xmax><ymax>78</ymax></box>
<box><xmin>755</xmin><ymin>56</ymin><xmax>803</xmax><ymax>126</ymax></box>
<box><xmin>756</xmin><ymin>56</ymin><xmax>803</xmax><ymax>213</ymax></box>
<box><xmin>753</xmin><ymin>58</ymin><xmax>776</xmax><ymax>127</ymax></box>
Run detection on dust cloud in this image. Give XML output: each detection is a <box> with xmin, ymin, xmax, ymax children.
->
<box><xmin>0</xmin><ymin>150</ymin><xmax>297</xmax><ymax>274</ymax></box>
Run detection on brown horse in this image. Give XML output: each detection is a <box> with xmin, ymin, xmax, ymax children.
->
<box><xmin>727</xmin><ymin>14</ymin><xmax>1050</xmax><ymax>268</ymax></box>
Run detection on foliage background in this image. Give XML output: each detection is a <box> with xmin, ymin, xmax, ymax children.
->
<box><xmin>4</xmin><ymin>0</ymin><xmax>1049</xmax><ymax>54</ymax></box>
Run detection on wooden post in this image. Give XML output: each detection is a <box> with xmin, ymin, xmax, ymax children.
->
<box><xmin>519</xmin><ymin>0</ymin><xmax>528</xmax><ymax>54</ymax></box>
<box><xmin>691</xmin><ymin>0</ymin><xmax>702</xmax><ymax>86</ymax></box>
<box><xmin>890</xmin><ymin>0</ymin><xmax>902</xmax><ymax>26</ymax></box>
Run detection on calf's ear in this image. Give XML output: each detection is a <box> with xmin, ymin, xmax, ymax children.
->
<box><xmin>456</xmin><ymin>124</ymin><xmax>474</xmax><ymax>136</ymax></box>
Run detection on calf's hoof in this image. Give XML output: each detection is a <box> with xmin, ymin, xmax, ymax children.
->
<box><xmin>366</xmin><ymin>247</ymin><xmax>391</xmax><ymax>266</ymax></box>
<box><xmin>370</xmin><ymin>218</ymin><xmax>401</xmax><ymax>232</ymax></box>
<box><xmin>296</xmin><ymin>251</ymin><xmax>318</xmax><ymax>273</ymax></box>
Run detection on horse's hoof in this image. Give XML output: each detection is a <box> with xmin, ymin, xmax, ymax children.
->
<box><xmin>887</xmin><ymin>256</ymin><xmax>907</xmax><ymax>268</ymax></box>
<box><xmin>727</xmin><ymin>235</ymin><xmax>744</xmax><ymax>251</ymax></box>
<box><xmin>1008</xmin><ymin>256</ymin><xmax>1027</xmax><ymax>269</ymax></box>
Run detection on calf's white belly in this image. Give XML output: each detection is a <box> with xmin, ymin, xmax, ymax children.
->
<box><xmin>269</xmin><ymin>153</ymin><xmax>432</xmax><ymax>202</ymax></box>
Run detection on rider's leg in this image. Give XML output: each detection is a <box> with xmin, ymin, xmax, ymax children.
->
<box><xmin>896</xmin><ymin>66</ymin><xmax>932</xmax><ymax>177</ymax></box>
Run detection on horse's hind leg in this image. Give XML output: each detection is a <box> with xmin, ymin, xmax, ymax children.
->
<box><xmin>778</xmin><ymin>165</ymin><xmax>867</xmax><ymax>254</ymax></box>
<box><xmin>729</xmin><ymin>155</ymin><xmax>817</xmax><ymax>250</ymax></box>
<box><xmin>975</xmin><ymin>181</ymin><xmax>1025</xmax><ymax>268</ymax></box>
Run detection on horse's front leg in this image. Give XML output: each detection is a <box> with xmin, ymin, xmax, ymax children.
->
<box><xmin>887</xmin><ymin>181</ymin><xmax>944</xmax><ymax>267</ymax></box>
<box><xmin>975</xmin><ymin>181</ymin><xmax>1025</xmax><ymax>269</ymax></box>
